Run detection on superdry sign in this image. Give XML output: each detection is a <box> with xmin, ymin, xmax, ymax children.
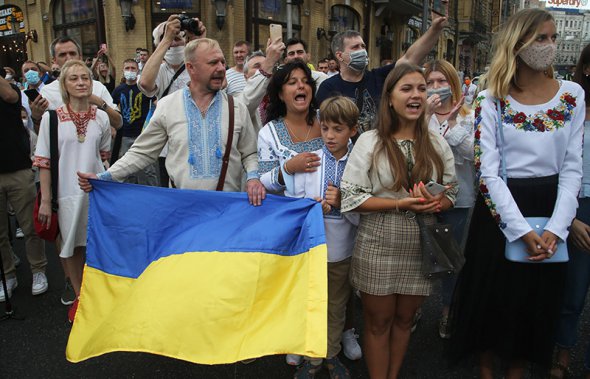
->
<box><xmin>544</xmin><ymin>0</ymin><xmax>590</xmax><ymax>9</ymax></box>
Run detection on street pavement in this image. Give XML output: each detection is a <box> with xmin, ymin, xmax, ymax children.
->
<box><xmin>1</xmin><ymin>225</ymin><xmax>589</xmax><ymax>379</ymax></box>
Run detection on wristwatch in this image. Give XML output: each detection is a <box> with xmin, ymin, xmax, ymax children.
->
<box><xmin>99</xmin><ymin>101</ymin><xmax>108</xmax><ymax>111</ymax></box>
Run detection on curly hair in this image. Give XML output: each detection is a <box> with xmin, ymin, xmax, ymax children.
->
<box><xmin>264</xmin><ymin>60</ymin><xmax>317</xmax><ymax>126</ymax></box>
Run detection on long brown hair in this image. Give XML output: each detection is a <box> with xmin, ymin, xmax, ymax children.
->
<box><xmin>375</xmin><ymin>63</ymin><xmax>444</xmax><ymax>191</ymax></box>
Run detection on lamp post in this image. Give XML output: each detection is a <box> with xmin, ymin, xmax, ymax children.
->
<box><xmin>119</xmin><ymin>0</ymin><xmax>135</xmax><ymax>31</ymax></box>
<box><xmin>212</xmin><ymin>0</ymin><xmax>229</xmax><ymax>30</ymax></box>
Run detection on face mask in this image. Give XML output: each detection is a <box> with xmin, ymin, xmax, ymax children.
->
<box><xmin>165</xmin><ymin>46</ymin><xmax>185</xmax><ymax>66</ymax></box>
<box><xmin>518</xmin><ymin>42</ymin><xmax>557</xmax><ymax>71</ymax></box>
<box><xmin>22</xmin><ymin>119</ymin><xmax>28</xmax><ymax>127</ymax></box>
<box><xmin>464</xmin><ymin>79</ymin><xmax>471</xmax><ymax>86</ymax></box>
<box><xmin>25</xmin><ymin>70</ymin><xmax>41</xmax><ymax>85</ymax></box>
<box><xmin>124</xmin><ymin>70</ymin><xmax>138</xmax><ymax>81</ymax></box>
<box><xmin>5</xmin><ymin>74</ymin><xmax>13</xmax><ymax>81</ymax></box>
<box><xmin>427</xmin><ymin>86</ymin><xmax>453</xmax><ymax>102</ymax></box>
<box><xmin>346</xmin><ymin>49</ymin><xmax>369</xmax><ymax>71</ymax></box>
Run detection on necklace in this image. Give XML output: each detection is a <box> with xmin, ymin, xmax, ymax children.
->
<box><xmin>435</xmin><ymin>110</ymin><xmax>452</xmax><ymax>116</ymax></box>
<box><xmin>285</xmin><ymin>119</ymin><xmax>312</xmax><ymax>142</ymax></box>
<box><xmin>66</xmin><ymin>104</ymin><xmax>93</xmax><ymax>143</ymax></box>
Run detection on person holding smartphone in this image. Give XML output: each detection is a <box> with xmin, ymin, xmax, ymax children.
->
<box><xmin>21</xmin><ymin>61</ymin><xmax>46</xmax><ymax>120</ymax></box>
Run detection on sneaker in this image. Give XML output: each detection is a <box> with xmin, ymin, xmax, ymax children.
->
<box><xmin>294</xmin><ymin>360</ymin><xmax>322</xmax><ymax>379</ymax></box>
<box><xmin>342</xmin><ymin>328</ymin><xmax>362</xmax><ymax>360</ymax></box>
<box><xmin>15</xmin><ymin>228</ymin><xmax>24</xmax><ymax>239</ymax></box>
<box><xmin>61</xmin><ymin>278</ymin><xmax>76</xmax><ymax>305</ymax></box>
<box><xmin>411</xmin><ymin>309</ymin><xmax>422</xmax><ymax>333</ymax></box>
<box><xmin>32</xmin><ymin>272</ymin><xmax>48</xmax><ymax>295</ymax></box>
<box><xmin>324</xmin><ymin>357</ymin><xmax>350</xmax><ymax>379</ymax></box>
<box><xmin>0</xmin><ymin>277</ymin><xmax>18</xmax><ymax>302</ymax></box>
<box><xmin>12</xmin><ymin>252</ymin><xmax>20</xmax><ymax>267</ymax></box>
<box><xmin>286</xmin><ymin>354</ymin><xmax>304</xmax><ymax>366</ymax></box>
<box><xmin>68</xmin><ymin>298</ymin><xmax>79</xmax><ymax>323</ymax></box>
<box><xmin>439</xmin><ymin>315</ymin><xmax>451</xmax><ymax>339</ymax></box>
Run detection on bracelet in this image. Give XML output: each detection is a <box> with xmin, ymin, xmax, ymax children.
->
<box><xmin>283</xmin><ymin>161</ymin><xmax>293</xmax><ymax>176</ymax></box>
<box><xmin>395</xmin><ymin>199</ymin><xmax>400</xmax><ymax>212</ymax></box>
<box><xmin>259</xmin><ymin>68</ymin><xmax>272</xmax><ymax>78</ymax></box>
<box><xmin>99</xmin><ymin>101</ymin><xmax>108</xmax><ymax>111</ymax></box>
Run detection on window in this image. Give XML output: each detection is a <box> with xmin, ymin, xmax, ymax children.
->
<box><xmin>330</xmin><ymin>5</ymin><xmax>360</xmax><ymax>33</ymax></box>
<box><xmin>152</xmin><ymin>0</ymin><xmax>201</xmax><ymax>27</ymax></box>
<box><xmin>53</xmin><ymin>0</ymin><xmax>105</xmax><ymax>59</ymax></box>
<box><xmin>257</xmin><ymin>0</ymin><xmax>300</xmax><ymax>24</ymax></box>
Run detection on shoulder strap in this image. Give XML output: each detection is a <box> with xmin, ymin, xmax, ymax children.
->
<box><xmin>49</xmin><ymin>110</ymin><xmax>59</xmax><ymax>211</ymax></box>
<box><xmin>494</xmin><ymin>98</ymin><xmax>507</xmax><ymax>182</ymax></box>
<box><xmin>216</xmin><ymin>95</ymin><xmax>234</xmax><ymax>191</ymax></box>
<box><xmin>161</xmin><ymin>64</ymin><xmax>186</xmax><ymax>98</ymax></box>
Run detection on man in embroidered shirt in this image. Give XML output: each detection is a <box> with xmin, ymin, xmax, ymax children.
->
<box><xmin>78</xmin><ymin>38</ymin><xmax>265</xmax><ymax>206</ymax></box>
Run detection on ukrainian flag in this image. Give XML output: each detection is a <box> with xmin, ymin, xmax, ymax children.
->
<box><xmin>66</xmin><ymin>180</ymin><xmax>327</xmax><ymax>364</ymax></box>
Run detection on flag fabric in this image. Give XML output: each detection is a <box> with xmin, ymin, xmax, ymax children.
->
<box><xmin>66</xmin><ymin>180</ymin><xmax>327</xmax><ymax>364</ymax></box>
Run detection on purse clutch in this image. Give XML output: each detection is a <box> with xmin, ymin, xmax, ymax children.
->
<box><xmin>504</xmin><ymin>217</ymin><xmax>568</xmax><ymax>263</ymax></box>
<box><xmin>418</xmin><ymin>215</ymin><xmax>465</xmax><ymax>278</ymax></box>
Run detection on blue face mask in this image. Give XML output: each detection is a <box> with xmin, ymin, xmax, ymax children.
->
<box><xmin>25</xmin><ymin>70</ymin><xmax>40</xmax><ymax>85</ymax></box>
<box><xmin>427</xmin><ymin>86</ymin><xmax>453</xmax><ymax>102</ymax></box>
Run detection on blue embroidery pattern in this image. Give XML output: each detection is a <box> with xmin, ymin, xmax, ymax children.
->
<box><xmin>184</xmin><ymin>89</ymin><xmax>223</xmax><ymax>179</ymax></box>
<box><xmin>321</xmin><ymin>145</ymin><xmax>349</xmax><ymax>217</ymax></box>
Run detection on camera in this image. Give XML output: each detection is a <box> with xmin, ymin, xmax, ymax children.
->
<box><xmin>178</xmin><ymin>15</ymin><xmax>201</xmax><ymax>36</ymax></box>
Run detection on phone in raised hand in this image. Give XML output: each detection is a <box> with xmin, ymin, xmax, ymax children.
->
<box><xmin>270</xmin><ymin>24</ymin><xmax>282</xmax><ymax>41</ymax></box>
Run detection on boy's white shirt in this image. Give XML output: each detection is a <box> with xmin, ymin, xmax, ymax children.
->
<box><xmin>283</xmin><ymin>145</ymin><xmax>359</xmax><ymax>263</ymax></box>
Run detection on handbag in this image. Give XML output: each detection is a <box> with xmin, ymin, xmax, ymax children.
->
<box><xmin>418</xmin><ymin>214</ymin><xmax>465</xmax><ymax>278</ymax></box>
<box><xmin>495</xmin><ymin>99</ymin><xmax>568</xmax><ymax>263</ymax></box>
<box><xmin>33</xmin><ymin>110</ymin><xmax>59</xmax><ymax>241</ymax></box>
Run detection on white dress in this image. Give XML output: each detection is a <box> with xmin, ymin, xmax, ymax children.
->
<box><xmin>34</xmin><ymin>106</ymin><xmax>110</xmax><ymax>258</ymax></box>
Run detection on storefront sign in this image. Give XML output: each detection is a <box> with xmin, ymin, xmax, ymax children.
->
<box><xmin>0</xmin><ymin>5</ymin><xmax>25</xmax><ymax>36</ymax></box>
<box><xmin>544</xmin><ymin>0</ymin><xmax>590</xmax><ymax>10</ymax></box>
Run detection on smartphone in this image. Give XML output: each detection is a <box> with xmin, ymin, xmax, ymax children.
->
<box><xmin>24</xmin><ymin>88</ymin><xmax>40</xmax><ymax>103</ymax></box>
<box><xmin>425</xmin><ymin>181</ymin><xmax>447</xmax><ymax>196</ymax></box>
<box><xmin>270</xmin><ymin>24</ymin><xmax>283</xmax><ymax>41</ymax></box>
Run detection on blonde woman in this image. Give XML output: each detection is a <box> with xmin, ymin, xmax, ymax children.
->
<box><xmin>449</xmin><ymin>9</ymin><xmax>584</xmax><ymax>378</ymax></box>
<box><xmin>423</xmin><ymin>59</ymin><xmax>475</xmax><ymax>339</ymax></box>
<box><xmin>34</xmin><ymin>60</ymin><xmax>111</xmax><ymax>322</ymax></box>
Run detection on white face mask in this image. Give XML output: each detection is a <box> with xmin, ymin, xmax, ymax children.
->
<box><xmin>22</xmin><ymin>119</ymin><xmax>28</xmax><ymax>127</ymax></box>
<box><xmin>165</xmin><ymin>46</ymin><xmax>185</xmax><ymax>66</ymax></box>
<box><xmin>518</xmin><ymin>42</ymin><xmax>557</xmax><ymax>71</ymax></box>
<box><xmin>124</xmin><ymin>70</ymin><xmax>138</xmax><ymax>81</ymax></box>
<box><xmin>5</xmin><ymin>74</ymin><xmax>13</xmax><ymax>81</ymax></box>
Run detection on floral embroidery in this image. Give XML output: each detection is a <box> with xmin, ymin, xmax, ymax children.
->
<box><xmin>33</xmin><ymin>156</ymin><xmax>50</xmax><ymax>169</ymax></box>
<box><xmin>498</xmin><ymin>92</ymin><xmax>576</xmax><ymax>132</ymax></box>
<box><xmin>473</xmin><ymin>95</ymin><xmax>507</xmax><ymax>229</ymax></box>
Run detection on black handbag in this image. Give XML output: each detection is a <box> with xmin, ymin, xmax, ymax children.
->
<box><xmin>417</xmin><ymin>214</ymin><xmax>465</xmax><ymax>279</ymax></box>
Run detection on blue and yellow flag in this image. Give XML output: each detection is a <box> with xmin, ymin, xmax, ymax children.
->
<box><xmin>66</xmin><ymin>180</ymin><xmax>327</xmax><ymax>364</ymax></box>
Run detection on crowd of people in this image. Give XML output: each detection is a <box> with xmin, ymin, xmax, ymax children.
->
<box><xmin>1</xmin><ymin>6</ymin><xmax>590</xmax><ymax>379</ymax></box>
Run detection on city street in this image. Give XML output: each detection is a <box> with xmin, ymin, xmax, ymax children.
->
<box><xmin>1</xmin><ymin>228</ymin><xmax>589</xmax><ymax>379</ymax></box>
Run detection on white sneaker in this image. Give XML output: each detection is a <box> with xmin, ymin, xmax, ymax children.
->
<box><xmin>0</xmin><ymin>277</ymin><xmax>18</xmax><ymax>301</ymax></box>
<box><xmin>15</xmin><ymin>228</ymin><xmax>24</xmax><ymax>239</ymax></box>
<box><xmin>286</xmin><ymin>354</ymin><xmax>303</xmax><ymax>366</ymax></box>
<box><xmin>32</xmin><ymin>272</ymin><xmax>48</xmax><ymax>295</ymax></box>
<box><xmin>342</xmin><ymin>328</ymin><xmax>362</xmax><ymax>360</ymax></box>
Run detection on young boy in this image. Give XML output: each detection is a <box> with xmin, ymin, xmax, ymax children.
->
<box><xmin>282</xmin><ymin>96</ymin><xmax>359</xmax><ymax>379</ymax></box>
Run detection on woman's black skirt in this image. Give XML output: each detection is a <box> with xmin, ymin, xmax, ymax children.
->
<box><xmin>449</xmin><ymin>174</ymin><xmax>567</xmax><ymax>367</ymax></box>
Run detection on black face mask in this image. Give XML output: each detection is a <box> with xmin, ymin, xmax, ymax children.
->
<box><xmin>52</xmin><ymin>70</ymin><xmax>60</xmax><ymax>78</ymax></box>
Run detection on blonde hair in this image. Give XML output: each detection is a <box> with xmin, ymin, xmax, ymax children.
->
<box><xmin>423</xmin><ymin>59</ymin><xmax>470</xmax><ymax>117</ymax></box>
<box><xmin>185</xmin><ymin>38</ymin><xmax>221</xmax><ymax>63</ymax></box>
<box><xmin>59</xmin><ymin>60</ymin><xmax>93</xmax><ymax>105</ymax></box>
<box><xmin>488</xmin><ymin>8</ymin><xmax>554</xmax><ymax>98</ymax></box>
<box><xmin>319</xmin><ymin>96</ymin><xmax>359</xmax><ymax>128</ymax></box>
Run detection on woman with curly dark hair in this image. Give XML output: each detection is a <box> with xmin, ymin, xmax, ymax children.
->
<box><xmin>257</xmin><ymin>60</ymin><xmax>323</xmax><ymax>196</ymax></box>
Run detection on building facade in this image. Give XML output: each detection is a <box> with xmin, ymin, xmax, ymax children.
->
<box><xmin>2</xmin><ymin>0</ymin><xmax>458</xmax><ymax>80</ymax></box>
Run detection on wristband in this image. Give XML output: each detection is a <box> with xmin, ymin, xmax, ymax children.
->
<box><xmin>283</xmin><ymin>161</ymin><xmax>293</xmax><ymax>176</ymax></box>
<box><xmin>395</xmin><ymin>199</ymin><xmax>400</xmax><ymax>212</ymax></box>
<box><xmin>259</xmin><ymin>68</ymin><xmax>272</xmax><ymax>78</ymax></box>
<box><xmin>99</xmin><ymin>101</ymin><xmax>108</xmax><ymax>111</ymax></box>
